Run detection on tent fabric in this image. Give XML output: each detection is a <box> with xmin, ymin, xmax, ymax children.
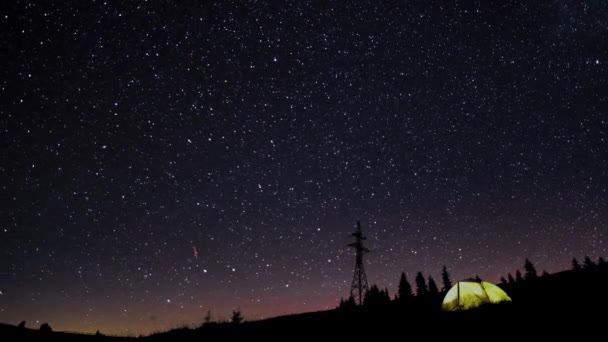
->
<box><xmin>441</xmin><ymin>280</ymin><xmax>511</xmax><ymax>311</ymax></box>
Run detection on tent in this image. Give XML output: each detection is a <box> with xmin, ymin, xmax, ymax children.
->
<box><xmin>441</xmin><ymin>280</ymin><xmax>511</xmax><ymax>311</ymax></box>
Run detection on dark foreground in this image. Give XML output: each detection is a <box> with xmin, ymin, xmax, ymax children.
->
<box><xmin>3</xmin><ymin>265</ymin><xmax>607</xmax><ymax>340</ymax></box>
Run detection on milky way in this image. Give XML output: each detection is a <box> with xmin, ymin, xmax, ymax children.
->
<box><xmin>1</xmin><ymin>1</ymin><xmax>607</xmax><ymax>335</ymax></box>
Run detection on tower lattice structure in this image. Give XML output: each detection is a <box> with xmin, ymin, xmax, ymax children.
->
<box><xmin>348</xmin><ymin>220</ymin><xmax>369</xmax><ymax>305</ymax></box>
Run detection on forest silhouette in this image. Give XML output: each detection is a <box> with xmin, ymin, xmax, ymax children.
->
<box><xmin>2</xmin><ymin>255</ymin><xmax>607</xmax><ymax>340</ymax></box>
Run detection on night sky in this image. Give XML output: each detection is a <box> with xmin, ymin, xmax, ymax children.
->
<box><xmin>1</xmin><ymin>0</ymin><xmax>607</xmax><ymax>336</ymax></box>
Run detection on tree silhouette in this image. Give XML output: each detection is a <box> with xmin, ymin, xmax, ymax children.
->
<box><xmin>572</xmin><ymin>257</ymin><xmax>581</xmax><ymax>270</ymax></box>
<box><xmin>204</xmin><ymin>309</ymin><xmax>212</xmax><ymax>324</ymax></box>
<box><xmin>230</xmin><ymin>309</ymin><xmax>243</xmax><ymax>324</ymax></box>
<box><xmin>415</xmin><ymin>272</ymin><xmax>428</xmax><ymax>297</ymax></box>
<box><xmin>39</xmin><ymin>323</ymin><xmax>52</xmax><ymax>333</ymax></box>
<box><xmin>338</xmin><ymin>296</ymin><xmax>356</xmax><ymax>309</ymax></box>
<box><xmin>599</xmin><ymin>256</ymin><xmax>607</xmax><ymax>265</ymax></box>
<box><xmin>363</xmin><ymin>285</ymin><xmax>390</xmax><ymax>306</ymax></box>
<box><xmin>474</xmin><ymin>275</ymin><xmax>482</xmax><ymax>282</ymax></box>
<box><xmin>524</xmin><ymin>258</ymin><xmax>538</xmax><ymax>280</ymax></box>
<box><xmin>397</xmin><ymin>272</ymin><xmax>412</xmax><ymax>301</ymax></box>
<box><xmin>18</xmin><ymin>321</ymin><xmax>26</xmax><ymax>328</ymax></box>
<box><xmin>499</xmin><ymin>277</ymin><xmax>507</xmax><ymax>287</ymax></box>
<box><xmin>441</xmin><ymin>265</ymin><xmax>452</xmax><ymax>292</ymax></box>
<box><xmin>428</xmin><ymin>276</ymin><xmax>439</xmax><ymax>296</ymax></box>
<box><xmin>541</xmin><ymin>270</ymin><xmax>549</xmax><ymax>277</ymax></box>
<box><xmin>507</xmin><ymin>273</ymin><xmax>515</xmax><ymax>284</ymax></box>
<box><xmin>515</xmin><ymin>270</ymin><xmax>523</xmax><ymax>283</ymax></box>
<box><xmin>583</xmin><ymin>255</ymin><xmax>595</xmax><ymax>269</ymax></box>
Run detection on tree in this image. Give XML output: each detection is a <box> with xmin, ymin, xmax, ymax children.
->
<box><xmin>363</xmin><ymin>285</ymin><xmax>390</xmax><ymax>306</ymax></box>
<box><xmin>583</xmin><ymin>255</ymin><xmax>595</xmax><ymax>269</ymax></box>
<box><xmin>230</xmin><ymin>309</ymin><xmax>243</xmax><ymax>324</ymax></box>
<box><xmin>339</xmin><ymin>296</ymin><xmax>356</xmax><ymax>309</ymax></box>
<box><xmin>18</xmin><ymin>321</ymin><xmax>26</xmax><ymax>329</ymax></box>
<box><xmin>507</xmin><ymin>273</ymin><xmax>515</xmax><ymax>284</ymax></box>
<box><xmin>204</xmin><ymin>310</ymin><xmax>212</xmax><ymax>324</ymax></box>
<box><xmin>541</xmin><ymin>270</ymin><xmax>549</xmax><ymax>277</ymax></box>
<box><xmin>39</xmin><ymin>323</ymin><xmax>52</xmax><ymax>333</ymax></box>
<box><xmin>524</xmin><ymin>258</ymin><xmax>537</xmax><ymax>280</ymax></box>
<box><xmin>598</xmin><ymin>256</ymin><xmax>606</xmax><ymax>265</ymax></box>
<box><xmin>515</xmin><ymin>270</ymin><xmax>523</xmax><ymax>283</ymax></box>
<box><xmin>415</xmin><ymin>272</ymin><xmax>428</xmax><ymax>297</ymax></box>
<box><xmin>428</xmin><ymin>276</ymin><xmax>439</xmax><ymax>296</ymax></box>
<box><xmin>347</xmin><ymin>295</ymin><xmax>356</xmax><ymax>307</ymax></box>
<box><xmin>441</xmin><ymin>265</ymin><xmax>452</xmax><ymax>292</ymax></box>
<box><xmin>499</xmin><ymin>277</ymin><xmax>507</xmax><ymax>287</ymax></box>
<box><xmin>397</xmin><ymin>272</ymin><xmax>412</xmax><ymax>301</ymax></box>
<box><xmin>572</xmin><ymin>257</ymin><xmax>581</xmax><ymax>270</ymax></box>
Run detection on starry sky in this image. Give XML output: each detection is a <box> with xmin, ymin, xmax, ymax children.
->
<box><xmin>1</xmin><ymin>0</ymin><xmax>607</xmax><ymax>336</ymax></box>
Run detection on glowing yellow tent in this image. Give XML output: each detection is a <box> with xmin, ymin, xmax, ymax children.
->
<box><xmin>441</xmin><ymin>280</ymin><xmax>511</xmax><ymax>311</ymax></box>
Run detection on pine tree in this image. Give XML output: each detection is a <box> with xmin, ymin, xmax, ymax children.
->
<box><xmin>598</xmin><ymin>256</ymin><xmax>606</xmax><ymax>265</ymax></box>
<box><xmin>363</xmin><ymin>286</ymin><xmax>377</xmax><ymax>306</ymax></box>
<box><xmin>499</xmin><ymin>277</ymin><xmax>507</xmax><ymax>287</ymax></box>
<box><xmin>364</xmin><ymin>285</ymin><xmax>390</xmax><ymax>306</ymax></box>
<box><xmin>204</xmin><ymin>309</ymin><xmax>212</xmax><ymax>324</ymax></box>
<box><xmin>441</xmin><ymin>265</ymin><xmax>452</xmax><ymax>292</ymax></box>
<box><xmin>415</xmin><ymin>272</ymin><xmax>428</xmax><ymax>297</ymax></box>
<box><xmin>583</xmin><ymin>255</ymin><xmax>595</xmax><ymax>269</ymax></box>
<box><xmin>397</xmin><ymin>272</ymin><xmax>412</xmax><ymax>301</ymax></box>
<box><xmin>572</xmin><ymin>257</ymin><xmax>581</xmax><ymax>270</ymax></box>
<box><xmin>338</xmin><ymin>296</ymin><xmax>356</xmax><ymax>309</ymax></box>
<box><xmin>507</xmin><ymin>273</ymin><xmax>515</xmax><ymax>284</ymax></box>
<box><xmin>541</xmin><ymin>270</ymin><xmax>549</xmax><ymax>277</ymax></box>
<box><xmin>515</xmin><ymin>270</ymin><xmax>523</xmax><ymax>283</ymax></box>
<box><xmin>524</xmin><ymin>258</ymin><xmax>538</xmax><ymax>280</ymax></box>
<box><xmin>383</xmin><ymin>288</ymin><xmax>390</xmax><ymax>301</ymax></box>
<box><xmin>347</xmin><ymin>295</ymin><xmax>355</xmax><ymax>306</ymax></box>
<box><xmin>428</xmin><ymin>276</ymin><xmax>439</xmax><ymax>296</ymax></box>
<box><xmin>230</xmin><ymin>309</ymin><xmax>243</xmax><ymax>324</ymax></box>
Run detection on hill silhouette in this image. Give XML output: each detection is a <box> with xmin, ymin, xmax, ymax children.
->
<box><xmin>2</xmin><ymin>263</ymin><xmax>606</xmax><ymax>340</ymax></box>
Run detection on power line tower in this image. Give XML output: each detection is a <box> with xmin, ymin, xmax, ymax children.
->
<box><xmin>348</xmin><ymin>220</ymin><xmax>369</xmax><ymax>305</ymax></box>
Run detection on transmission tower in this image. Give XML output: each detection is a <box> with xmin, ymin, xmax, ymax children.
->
<box><xmin>348</xmin><ymin>220</ymin><xmax>369</xmax><ymax>305</ymax></box>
